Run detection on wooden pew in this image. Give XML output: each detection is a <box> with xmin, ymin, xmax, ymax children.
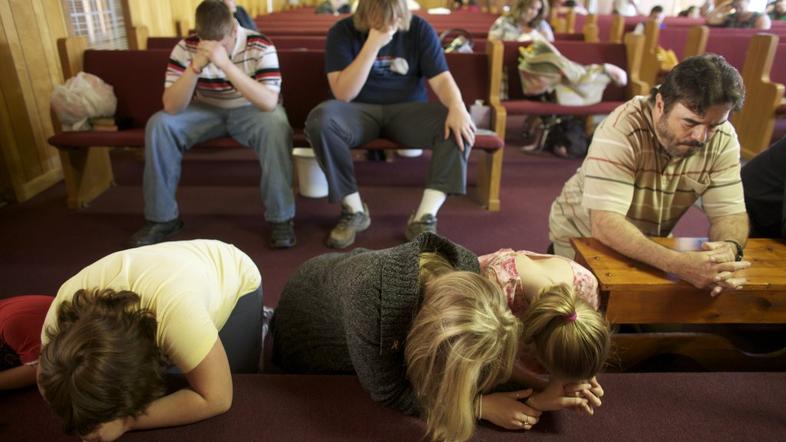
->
<box><xmin>488</xmin><ymin>35</ymin><xmax>647</xmax><ymax>143</ymax></box>
<box><xmin>48</xmin><ymin>38</ymin><xmax>506</xmax><ymax>211</ymax></box>
<box><xmin>731</xmin><ymin>35</ymin><xmax>786</xmax><ymax>159</ymax></box>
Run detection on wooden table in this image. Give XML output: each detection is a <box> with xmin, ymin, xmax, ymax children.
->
<box><xmin>571</xmin><ymin>237</ymin><xmax>786</xmax><ymax>370</ymax></box>
<box><xmin>571</xmin><ymin>237</ymin><xmax>786</xmax><ymax>324</ymax></box>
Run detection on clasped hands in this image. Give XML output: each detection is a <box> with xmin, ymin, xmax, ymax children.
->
<box><xmin>678</xmin><ymin>241</ymin><xmax>751</xmax><ymax>297</ymax></box>
<box><xmin>192</xmin><ymin>40</ymin><xmax>232</xmax><ymax>73</ymax></box>
<box><xmin>481</xmin><ymin>377</ymin><xmax>603</xmax><ymax>431</ymax></box>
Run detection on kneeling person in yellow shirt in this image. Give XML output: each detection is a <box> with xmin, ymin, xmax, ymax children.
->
<box><xmin>37</xmin><ymin>239</ymin><xmax>262</xmax><ymax>441</ymax></box>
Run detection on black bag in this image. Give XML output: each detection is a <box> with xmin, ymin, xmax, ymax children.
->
<box><xmin>543</xmin><ymin>116</ymin><xmax>589</xmax><ymax>158</ymax></box>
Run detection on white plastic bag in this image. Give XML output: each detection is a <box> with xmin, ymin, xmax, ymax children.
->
<box><xmin>51</xmin><ymin>72</ymin><xmax>117</xmax><ymax>131</ymax></box>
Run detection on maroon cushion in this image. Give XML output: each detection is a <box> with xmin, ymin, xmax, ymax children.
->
<box><xmin>278</xmin><ymin>50</ymin><xmax>331</xmax><ymax>129</ymax></box>
<box><xmin>147</xmin><ymin>37</ymin><xmax>180</xmax><ymax>50</ymax></box>
<box><xmin>771</xmin><ymin>44</ymin><xmax>786</xmax><ymax>87</ymax></box>
<box><xmin>705</xmin><ymin>35</ymin><xmax>753</xmax><ymax>73</ymax></box>
<box><xmin>658</xmin><ymin>27</ymin><xmax>695</xmax><ymax>60</ymax></box>
<box><xmin>48</xmin><ymin>129</ymin><xmax>246</xmax><ymax>150</ymax></box>
<box><xmin>83</xmin><ymin>50</ymin><xmax>170</xmax><ymax>128</ymax></box>
<box><xmin>437</xmin><ymin>53</ymin><xmax>491</xmax><ymax>105</ymax></box>
<box><xmin>192</xmin><ymin>137</ymin><xmax>246</xmax><ymax>149</ymax></box>
<box><xmin>503</xmin><ymin>100</ymin><xmax>624</xmax><ymax>116</ymax></box>
<box><xmin>49</xmin><ymin>128</ymin><xmax>146</xmax><ymax>148</ymax></box>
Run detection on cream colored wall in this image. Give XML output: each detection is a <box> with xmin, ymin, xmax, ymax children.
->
<box><xmin>0</xmin><ymin>0</ymin><xmax>69</xmax><ymax>202</ymax></box>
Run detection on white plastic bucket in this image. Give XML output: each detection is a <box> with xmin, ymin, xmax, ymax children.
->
<box><xmin>396</xmin><ymin>149</ymin><xmax>423</xmax><ymax>157</ymax></box>
<box><xmin>293</xmin><ymin>148</ymin><xmax>328</xmax><ymax>198</ymax></box>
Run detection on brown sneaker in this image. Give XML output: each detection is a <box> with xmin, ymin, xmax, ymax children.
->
<box><xmin>326</xmin><ymin>204</ymin><xmax>371</xmax><ymax>248</ymax></box>
<box><xmin>405</xmin><ymin>213</ymin><xmax>438</xmax><ymax>241</ymax></box>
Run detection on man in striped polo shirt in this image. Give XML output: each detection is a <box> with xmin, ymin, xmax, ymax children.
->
<box><xmin>128</xmin><ymin>0</ymin><xmax>296</xmax><ymax>249</ymax></box>
<box><xmin>548</xmin><ymin>55</ymin><xmax>751</xmax><ymax>296</ymax></box>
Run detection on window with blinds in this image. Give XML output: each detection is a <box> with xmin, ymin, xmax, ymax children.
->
<box><xmin>64</xmin><ymin>0</ymin><xmax>128</xmax><ymax>49</ymax></box>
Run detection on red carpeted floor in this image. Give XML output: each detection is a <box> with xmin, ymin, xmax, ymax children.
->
<box><xmin>2</xmin><ymin>144</ymin><xmax>776</xmax><ymax>441</ymax></box>
<box><xmin>0</xmin><ymin>146</ymin><xmax>709</xmax><ymax>306</ymax></box>
<box><xmin>2</xmin><ymin>372</ymin><xmax>785</xmax><ymax>441</ymax></box>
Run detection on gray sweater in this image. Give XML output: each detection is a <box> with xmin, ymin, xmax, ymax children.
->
<box><xmin>271</xmin><ymin>233</ymin><xmax>479</xmax><ymax>415</ymax></box>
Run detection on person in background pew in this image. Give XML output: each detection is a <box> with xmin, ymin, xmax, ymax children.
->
<box><xmin>678</xmin><ymin>5</ymin><xmax>702</xmax><ymax>17</ymax></box>
<box><xmin>272</xmin><ymin>232</ymin><xmax>607</xmax><ymax>442</ymax></box>
<box><xmin>613</xmin><ymin>0</ymin><xmax>644</xmax><ymax>16</ymax></box>
<box><xmin>222</xmin><ymin>0</ymin><xmax>257</xmax><ymax>31</ymax></box>
<box><xmin>305</xmin><ymin>0</ymin><xmax>476</xmax><ymax>248</ymax></box>
<box><xmin>488</xmin><ymin>0</ymin><xmax>555</xmax><ymax>42</ymax></box>
<box><xmin>553</xmin><ymin>0</ymin><xmax>589</xmax><ymax>16</ymax></box>
<box><xmin>128</xmin><ymin>0</ymin><xmax>297</xmax><ymax>249</ymax></box>
<box><xmin>352</xmin><ymin>0</ymin><xmax>421</xmax><ymax>12</ymax></box>
<box><xmin>633</xmin><ymin>5</ymin><xmax>666</xmax><ymax>34</ymax></box>
<box><xmin>317</xmin><ymin>0</ymin><xmax>351</xmax><ymax>15</ymax></box>
<box><xmin>741</xmin><ymin>136</ymin><xmax>786</xmax><ymax>240</ymax></box>
<box><xmin>769</xmin><ymin>0</ymin><xmax>786</xmax><ymax>20</ymax></box>
<box><xmin>548</xmin><ymin>54</ymin><xmax>752</xmax><ymax>297</ymax></box>
<box><xmin>37</xmin><ymin>240</ymin><xmax>262</xmax><ymax>442</ymax></box>
<box><xmin>0</xmin><ymin>295</ymin><xmax>53</xmax><ymax>390</ymax></box>
<box><xmin>706</xmin><ymin>0</ymin><xmax>772</xmax><ymax>29</ymax></box>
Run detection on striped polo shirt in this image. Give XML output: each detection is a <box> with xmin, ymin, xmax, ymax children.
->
<box><xmin>165</xmin><ymin>20</ymin><xmax>281</xmax><ymax>109</ymax></box>
<box><xmin>548</xmin><ymin>96</ymin><xmax>746</xmax><ymax>258</ymax></box>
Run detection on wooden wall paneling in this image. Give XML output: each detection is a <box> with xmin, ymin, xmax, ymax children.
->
<box><xmin>0</xmin><ymin>0</ymin><xmax>69</xmax><ymax>202</ymax></box>
<box><xmin>127</xmin><ymin>24</ymin><xmax>148</xmax><ymax>49</ymax></box>
<box><xmin>170</xmin><ymin>0</ymin><xmax>198</xmax><ymax>37</ymax></box>
<box><xmin>124</xmin><ymin>0</ymin><xmax>175</xmax><ymax>37</ymax></box>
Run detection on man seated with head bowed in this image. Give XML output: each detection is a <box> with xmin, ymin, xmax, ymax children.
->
<box><xmin>128</xmin><ymin>0</ymin><xmax>297</xmax><ymax>250</ymax></box>
<box><xmin>305</xmin><ymin>0</ymin><xmax>476</xmax><ymax>249</ymax></box>
<box><xmin>548</xmin><ymin>54</ymin><xmax>751</xmax><ymax>297</ymax></box>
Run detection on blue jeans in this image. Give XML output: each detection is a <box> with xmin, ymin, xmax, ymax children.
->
<box><xmin>143</xmin><ymin>103</ymin><xmax>295</xmax><ymax>223</ymax></box>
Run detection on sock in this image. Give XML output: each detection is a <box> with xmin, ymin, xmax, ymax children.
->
<box><xmin>342</xmin><ymin>192</ymin><xmax>364</xmax><ymax>213</ymax></box>
<box><xmin>414</xmin><ymin>189</ymin><xmax>447</xmax><ymax>219</ymax></box>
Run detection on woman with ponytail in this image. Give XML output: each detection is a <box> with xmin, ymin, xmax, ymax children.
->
<box><xmin>478</xmin><ymin>248</ymin><xmax>611</xmax><ymax>430</ymax></box>
<box><xmin>274</xmin><ymin>232</ymin><xmax>603</xmax><ymax>441</ymax></box>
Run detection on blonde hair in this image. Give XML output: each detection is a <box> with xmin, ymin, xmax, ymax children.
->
<box><xmin>353</xmin><ymin>0</ymin><xmax>411</xmax><ymax>32</ymax></box>
<box><xmin>520</xmin><ymin>284</ymin><xmax>610</xmax><ymax>381</ymax></box>
<box><xmin>406</xmin><ymin>270</ymin><xmax>521</xmax><ymax>442</ymax></box>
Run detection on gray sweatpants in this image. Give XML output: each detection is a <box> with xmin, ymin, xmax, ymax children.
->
<box><xmin>304</xmin><ymin>100</ymin><xmax>470</xmax><ymax>203</ymax></box>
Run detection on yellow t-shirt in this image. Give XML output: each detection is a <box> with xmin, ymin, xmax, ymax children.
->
<box><xmin>41</xmin><ymin>240</ymin><xmax>261</xmax><ymax>372</ymax></box>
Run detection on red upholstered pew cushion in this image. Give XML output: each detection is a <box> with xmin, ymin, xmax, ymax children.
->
<box><xmin>50</xmin><ymin>50</ymin><xmax>503</xmax><ymax>152</ymax></box>
<box><xmin>85</xmin><ymin>49</ymin><xmax>169</xmax><ymax>129</ymax></box>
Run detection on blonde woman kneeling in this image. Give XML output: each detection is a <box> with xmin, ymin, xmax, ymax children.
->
<box><xmin>271</xmin><ymin>233</ymin><xmax>606</xmax><ymax>441</ymax></box>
